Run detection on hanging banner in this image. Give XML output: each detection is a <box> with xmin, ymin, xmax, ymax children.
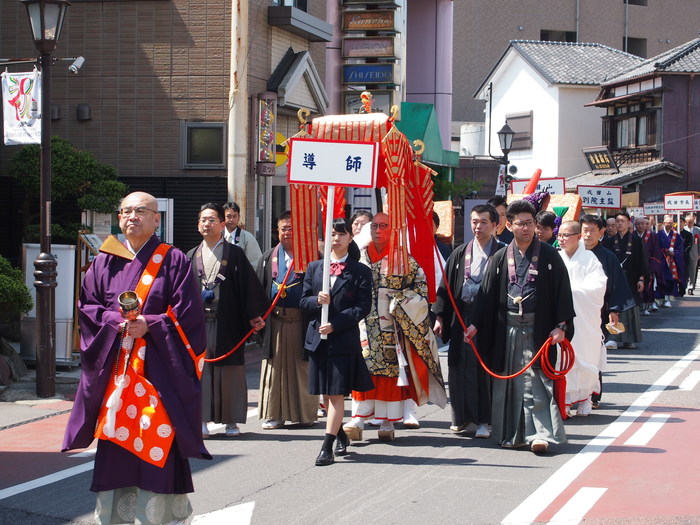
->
<box><xmin>2</xmin><ymin>69</ymin><xmax>41</xmax><ymax>145</ymax></box>
<box><xmin>495</xmin><ymin>164</ymin><xmax>506</xmax><ymax>196</ymax></box>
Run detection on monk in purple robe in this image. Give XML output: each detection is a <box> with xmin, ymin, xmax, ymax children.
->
<box><xmin>63</xmin><ymin>192</ymin><xmax>210</xmax><ymax>524</ymax></box>
<box><xmin>656</xmin><ymin>214</ymin><xmax>686</xmax><ymax>306</ymax></box>
<box><xmin>635</xmin><ymin>217</ymin><xmax>665</xmax><ymax>313</ymax></box>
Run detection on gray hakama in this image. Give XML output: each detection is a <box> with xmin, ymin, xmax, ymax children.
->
<box><xmin>201</xmin><ymin>313</ymin><xmax>248</xmax><ymax>424</ymax></box>
<box><xmin>492</xmin><ymin>312</ymin><xmax>566</xmax><ymax>447</ymax></box>
<box><xmin>259</xmin><ymin>307</ymin><xmax>318</xmax><ymax>424</ymax></box>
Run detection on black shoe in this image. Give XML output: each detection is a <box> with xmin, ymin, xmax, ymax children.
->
<box><xmin>315</xmin><ymin>448</ymin><xmax>334</xmax><ymax>466</ymax></box>
<box><xmin>335</xmin><ymin>433</ymin><xmax>349</xmax><ymax>456</ymax></box>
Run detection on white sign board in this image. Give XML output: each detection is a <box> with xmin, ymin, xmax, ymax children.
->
<box><xmin>643</xmin><ymin>202</ymin><xmax>665</xmax><ymax>215</ymax></box>
<box><xmin>664</xmin><ymin>193</ymin><xmax>694</xmax><ymax>211</ymax></box>
<box><xmin>288</xmin><ymin>138</ymin><xmax>378</xmax><ymax>188</ymax></box>
<box><xmin>577</xmin><ymin>185</ymin><xmax>622</xmax><ymax>209</ymax></box>
<box><xmin>511</xmin><ymin>177</ymin><xmax>565</xmax><ymax>195</ymax></box>
<box><xmin>627</xmin><ymin>206</ymin><xmax>644</xmax><ymax>218</ymax></box>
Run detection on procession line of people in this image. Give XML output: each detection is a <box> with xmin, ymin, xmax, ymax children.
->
<box><xmin>62</xmin><ymin>190</ymin><xmax>698</xmax><ymax>524</ymax></box>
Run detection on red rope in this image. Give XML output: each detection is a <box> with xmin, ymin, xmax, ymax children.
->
<box><xmin>433</xmin><ymin>242</ymin><xmax>574</xmax><ymax>380</ymax></box>
<box><xmin>204</xmin><ymin>260</ymin><xmax>295</xmax><ymax>363</ymax></box>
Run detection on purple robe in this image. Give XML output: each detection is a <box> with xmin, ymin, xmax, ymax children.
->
<box><xmin>656</xmin><ymin>229</ymin><xmax>685</xmax><ymax>297</ymax></box>
<box><xmin>62</xmin><ymin>235</ymin><xmax>210</xmax><ymax>494</ymax></box>
<box><xmin>638</xmin><ymin>230</ymin><xmax>665</xmax><ymax>303</ymax></box>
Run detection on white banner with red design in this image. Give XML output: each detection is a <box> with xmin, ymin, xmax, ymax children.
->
<box><xmin>2</xmin><ymin>69</ymin><xmax>41</xmax><ymax>145</ymax></box>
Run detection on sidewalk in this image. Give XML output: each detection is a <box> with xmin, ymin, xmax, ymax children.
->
<box><xmin>0</xmin><ymin>341</ymin><xmax>264</xmax><ymax>432</ymax></box>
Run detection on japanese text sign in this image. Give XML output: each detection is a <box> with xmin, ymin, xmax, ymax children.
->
<box><xmin>577</xmin><ymin>185</ymin><xmax>622</xmax><ymax>209</ymax></box>
<box><xmin>510</xmin><ymin>177</ymin><xmax>565</xmax><ymax>195</ymax></box>
<box><xmin>643</xmin><ymin>202</ymin><xmax>665</xmax><ymax>215</ymax></box>
<box><xmin>288</xmin><ymin>138</ymin><xmax>378</xmax><ymax>188</ymax></box>
<box><xmin>664</xmin><ymin>193</ymin><xmax>694</xmax><ymax>211</ymax></box>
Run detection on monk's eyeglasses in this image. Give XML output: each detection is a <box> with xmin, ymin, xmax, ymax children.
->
<box><xmin>120</xmin><ymin>206</ymin><xmax>157</xmax><ymax>217</ymax></box>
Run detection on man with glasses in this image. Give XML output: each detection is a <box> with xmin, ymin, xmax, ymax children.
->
<box><xmin>256</xmin><ymin>211</ymin><xmax>319</xmax><ymax>429</ymax></box>
<box><xmin>466</xmin><ymin>200</ymin><xmax>575</xmax><ymax>454</ymax></box>
<box><xmin>188</xmin><ymin>203</ymin><xmax>268</xmax><ymax>439</ymax></box>
<box><xmin>63</xmin><ymin>192</ymin><xmax>210</xmax><ymax>523</ymax></box>
<box><xmin>344</xmin><ymin>212</ymin><xmax>446</xmax><ymax>441</ymax></box>
<box><xmin>556</xmin><ymin>221</ymin><xmax>607</xmax><ymax>417</ymax></box>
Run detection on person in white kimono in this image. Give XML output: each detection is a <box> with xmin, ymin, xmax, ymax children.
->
<box><xmin>556</xmin><ymin>221</ymin><xmax>607</xmax><ymax>416</ymax></box>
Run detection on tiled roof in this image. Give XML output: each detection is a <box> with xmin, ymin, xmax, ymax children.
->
<box><xmin>567</xmin><ymin>160</ymin><xmax>686</xmax><ymax>188</ymax></box>
<box><xmin>509</xmin><ymin>41</ymin><xmax>644</xmax><ymax>85</ymax></box>
<box><xmin>605</xmin><ymin>38</ymin><xmax>700</xmax><ymax>84</ymax></box>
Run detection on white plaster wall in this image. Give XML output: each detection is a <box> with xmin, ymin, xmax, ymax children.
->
<box><xmin>557</xmin><ymin>87</ymin><xmax>607</xmax><ymax>178</ymax></box>
<box><xmin>484</xmin><ymin>51</ymin><xmax>560</xmax><ymax>181</ymax></box>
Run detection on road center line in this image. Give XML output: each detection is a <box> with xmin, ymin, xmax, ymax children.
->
<box><xmin>501</xmin><ymin>343</ymin><xmax>700</xmax><ymax>525</ymax></box>
<box><xmin>624</xmin><ymin>413</ymin><xmax>670</xmax><ymax>447</ymax></box>
<box><xmin>548</xmin><ymin>487</ymin><xmax>607</xmax><ymax>524</ymax></box>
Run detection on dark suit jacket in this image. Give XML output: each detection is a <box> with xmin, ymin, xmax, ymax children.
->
<box><xmin>299</xmin><ymin>258</ymin><xmax>373</xmax><ymax>355</ymax></box>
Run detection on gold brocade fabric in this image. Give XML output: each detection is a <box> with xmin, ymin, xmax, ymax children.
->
<box><xmin>359</xmin><ymin>250</ymin><xmax>443</xmax><ymax>390</ymax></box>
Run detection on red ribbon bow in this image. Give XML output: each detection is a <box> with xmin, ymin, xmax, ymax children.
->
<box><xmin>330</xmin><ymin>262</ymin><xmax>346</xmax><ymax>276</ymax></box>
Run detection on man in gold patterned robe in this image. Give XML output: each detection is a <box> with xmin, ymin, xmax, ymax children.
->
<box><xmin>343</xmin><ymin>213</ymin><xmax>446</xmax><ymax>441</ymax></box>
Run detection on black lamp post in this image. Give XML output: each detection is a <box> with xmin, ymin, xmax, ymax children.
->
<box><xmin>496</xmin><ymin>122</ymin><xmax>515</xmax><ymax>195</ymax></box>
<box><xmin>21</xmin><ymin>0</ymin><xmax>71</xmax><ymax>398</ymax></box>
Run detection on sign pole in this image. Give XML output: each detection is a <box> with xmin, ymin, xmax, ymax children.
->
<box><xmin>320</xmin><ymin>185</ymin><xmax>335</xmax><ymax>340</ymax></box>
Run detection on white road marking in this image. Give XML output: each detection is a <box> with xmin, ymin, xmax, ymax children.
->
<box><xmin>70</xmin><ymin>448</ymin><xmax>96</xmax><ymax>458</ymax></box>
<box><xmin>548</xmin><ymin>487</ymin><xmax>607</xmax><ymax>524</ymax></box>
<box><xmin>624</xmin><ymin>414</ymin><xmax>670</xmax><ymax>447</ymax></box>
<box><xmin>0</xmin><ymin>461</ymin><xmax>95</xmax><ymax>500</ymax></box>
<box><xmin>1</xmin><ymin>408</ymin><xmax>261</xmax><ymax>501</ymax></box>
<box><xmin>501</xmin><ymin>343</ymin><xmax>700</xmax><ymax>525</ymax></box>
<box><xmin>192</xmin><ymin>501</ymin><xmax>255</xmax><ymax>524</ymax></box>
<box><xmin>679</xmin><ymin>370</ymin><xmax>700</xmax><ymax>391</ymax></box>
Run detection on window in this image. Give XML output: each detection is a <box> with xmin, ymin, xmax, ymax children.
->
<box><xmin>540</xmin><ymin>30</ymin><xmax>577</xmax><ymax>43</ymax></box>
<box><xmin>181</xmin><ymin>122</ymin><xmax>226</xmax><ymax>169</ymax></box>
<box><xmin>625</xmin><ymin>37</ymin><xmax>647</xmax><ymax>58</ymax></box>
<box><xmin>610</xmin><ymin>103</ymin><xmax>656</xmax><ymax>150</ymax></box>
<box><xmin>272</xmin><ymin>0</ymin><xmax>307</xmax><ymax>10</ymax></box>
<box><xmin>505</xmin><ymin>111</ymin><xmax>533</xmax><ymax>150</ymax></box>
<box><xmin>624</xmin><ymin>0</ymin><xmax>648</xmax><ymax>6</ymax></box>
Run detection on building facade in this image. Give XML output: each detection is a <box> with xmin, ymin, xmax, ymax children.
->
<box><xmin>453</xmin><ymin>0</ymin><xmax>700</xmax><ymax>125</ymax></box>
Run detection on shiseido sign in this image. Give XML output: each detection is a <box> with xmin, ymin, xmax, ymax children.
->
<box><xmin>342</xmin><ymin>10</ymin><xmax>396</xmax><ymax>32</ymax></box>
<box><xmin>342</xmin><ymin>64</ymin><xmax>394</xmax><ymax>85</ymax></box>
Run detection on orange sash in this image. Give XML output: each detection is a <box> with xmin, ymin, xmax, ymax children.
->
<box><xmin>94</xmin><ymin>243</ymin><xmax>176</xmax><ymax>468</ymax></box>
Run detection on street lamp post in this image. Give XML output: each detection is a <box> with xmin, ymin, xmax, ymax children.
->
<box><xmin>497</xmin><ymin>122</ymin><xmax>515</xmax><ymax>196</ymax></box>
<box><xmin>21</xmin><ymin>0</ymin><xmax>71</xmax><ymax>397</ymax></box>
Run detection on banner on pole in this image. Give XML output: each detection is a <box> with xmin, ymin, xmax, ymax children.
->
<box><xmin>2</xmin><ymin>69</ymin><xmax>41</xmax><ymax>145</ymax></box>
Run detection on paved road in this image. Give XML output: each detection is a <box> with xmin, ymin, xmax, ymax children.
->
<box><xmin>1</xmin><ymin>296</ymin><xmax>699</xmax><ymax>524</ymax></box>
